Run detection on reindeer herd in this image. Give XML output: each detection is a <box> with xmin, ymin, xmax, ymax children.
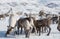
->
<box><xmin>0</xmin><ymin>9</ymin><xmax>60</xmax><ymax>38</ymax></box>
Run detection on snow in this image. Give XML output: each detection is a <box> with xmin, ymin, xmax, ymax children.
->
<box><xmin>0</xmin><ymin>0</ymin><xmax>60</xmax><ymax>39</ymax></box>
<box><xmin>0</xmin><ymin>0</ymin><xmax>60</xmax><ymax>15</ymax></box>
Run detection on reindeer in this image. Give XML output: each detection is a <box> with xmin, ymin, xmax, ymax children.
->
<box><xmin>5</xmin><ymin>8</ymin><xmax>21</xmax><ymax>37</ymax></box>
<box><xmin>39</xmin><ymin>10</ymin><xmax>47</xmax><ymax>33</ymax></box>
<box><xmin>51</xmin><ymin>14</ymin><xmax>58</xmax><ymax>24</ymax></box>
<box><xmin>0</xmin><ymin>8</ymin><xmax>13</xmax><ymax>20</ymax></box>
<box><xmin>57</xmin><ymin>16</ymin><xmax>60</xmax><ymax>31</ymax></box>
<box><xmin>31</xmin><ymin>10</ymin><xmax>51</xmax><ymax>36</ymax></box>
<box><xmin>33</xmin><ymin>17</ymin><xmax>51</xmax><ymax>36</ymax></box>
<box><xmin>16</xmin><ymin>13</ymin><xmax>36</xmax><ymax>38</ymax></box>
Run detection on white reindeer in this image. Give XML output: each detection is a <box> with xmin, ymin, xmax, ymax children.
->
<box><xmin>5</xmin><ymin>12</ymin><xmax>20</xmax><ymax>36</ymax></box>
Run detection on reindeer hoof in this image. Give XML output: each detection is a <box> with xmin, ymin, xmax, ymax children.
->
<box><xmin>39</xmin><ymin>34</ymin><xmax>41</xmax><ymax>36</ymax></box>
<box><xmin>25</xmin><ymin>34</ymin><xmax>29</xmax><ymax>38</ymax></box>
<box><xmin>14</xmin><ymin>31</ymin><xmax>17</xmax><ymax>34</ymax></box>
<box><xmin>47</xmin><ymin>34</ymin><xmax>49</xmax><ymax>36</ymax></box>
<box><xmin>16</xmin><ymin>33</ymin><xmax>19</xmax><ymax>35</ymax></box>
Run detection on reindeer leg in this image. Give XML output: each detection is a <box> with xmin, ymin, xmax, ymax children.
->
<box><xmin>44</xmin><ymin>26</ymin><xmax>47</xmax><ymax>33</ymax></box>
<box><xmin>20</xmin><ymin>27</ymin><xmax>23</xmax><ymax>34</ymax></box>
<box><xmin>37</xmin><ymin>28</ymin><xmax>39</xmax><ymax>33</ymax></box>
<box><xmin>33</xmin><ymin>26</ymin><xmax>37</xmax><ymax>34</ymax></box>
<box><xmin>47</xmin><ymin>26</ymin><xmax>51</xmax><ymax>36</ymax></box>
<box><xmin>5</xmin><ymin>30</ymin><xmax>10</xmax><ymax>37</ymax></box>
<box><xmin>25</xmin><ymin>30</ymin><xmax>29</xmax><ymax>38</ymax></box>
<box><xmin>13</xmin><ymin>26</ymin><xmax>17</xmax><ymax>35</ymax></box>
<box><xmin>42</xmin><ymin>27</ymin><xmax>43</xmax><ymax>33</ymax></box>
<box><xmin>5</xmin><ymin>27</ymin><xmax>13</xmax><ymax>37</ymax></box>
<box><xmin>39</xmin><ymin>27</ymin><xmax>41</xmax><ymax>36</ymax></box>
<box><xmin>17</xmin><ymin>26</ymin><xmax>20</xmax><ymax>35</ymax></box>
<box><xmin>53</xmin><ymin>20</ymin><xmax>55</xmax><ymax>24</ymax></box>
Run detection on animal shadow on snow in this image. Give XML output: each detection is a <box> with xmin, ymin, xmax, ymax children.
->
<box><xmin>0</xmin><ymin>30</ymin><xmax>25</xmax><ymax>38</ymax></box>
<box><xmin>0</xmin><ymin>31</ymin><xmax>15</xmax><ymax>38</ymax></box>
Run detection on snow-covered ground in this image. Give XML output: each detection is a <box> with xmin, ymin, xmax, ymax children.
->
<box><xmin>0</xmin><ymin>0</ymin><xmax>60</xmax><ymax>14</ymax></box>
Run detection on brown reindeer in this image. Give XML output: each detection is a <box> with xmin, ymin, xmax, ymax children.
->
<box><xmin>0</xmin><ymin>8</ymin><xmax>13</xmax><ymax>20</ymax></box>
<box><xmin>51</xmin><ymin>14</ymin><xmax>58</xmax><ymax>24</ymax></box>
<box><xmin>17</xmin><ymin>17</ymin><xmax>35</xmax><ymax>38</ymax></box>
<box><xmin>39</xmin><ymin>10</ymin><xmax>45</xmax><ymax>16</ymax></box>
<box><xmin>39</xmin><ymin>10</ymin><xmax>48</xmax><ymax>33</ymax></box>
<box><xmin>0</xmin><ymin>14</ymin><xmax>5</xmax><ymax>20</ymax></box>
<box><xmin>0</xmin><ymin>13</ymin><xmax>10</xmax><ymax>20</ymax></box>
<box><xmin>33</xmin><ymin>17</ymin><xmax>51</xmax><ymax>36</ymax></box>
